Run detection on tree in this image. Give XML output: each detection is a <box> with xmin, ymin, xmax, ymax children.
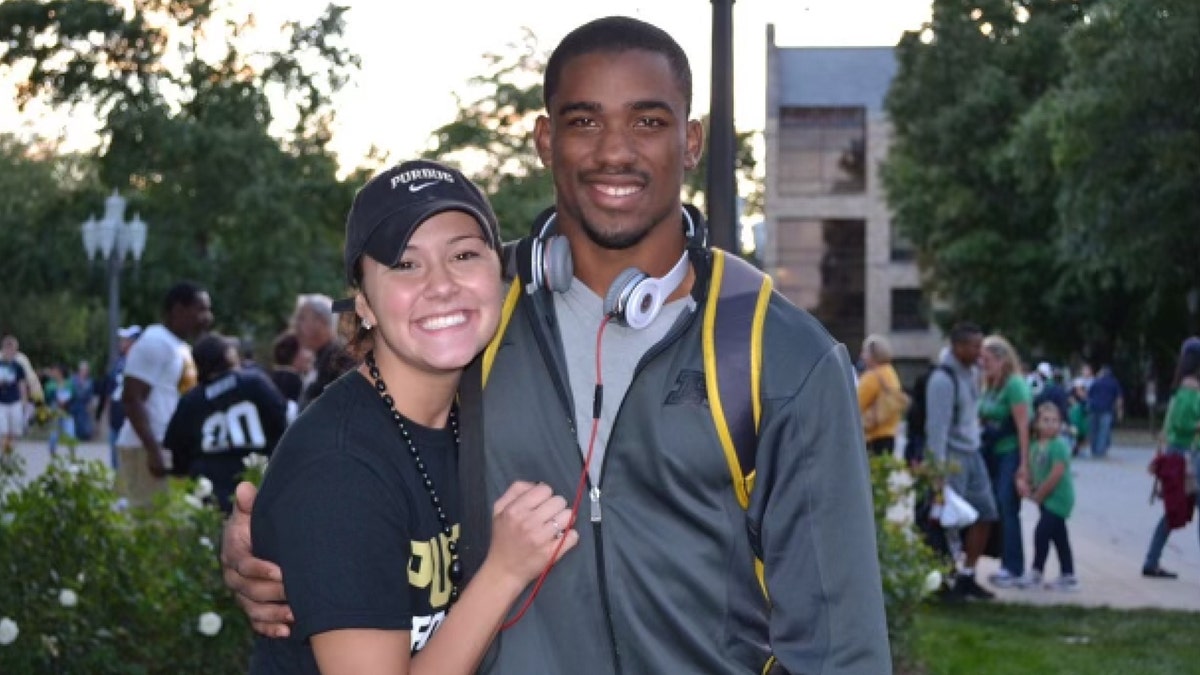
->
<box><xmin>883</xmin><ymin>0</ymin><xmax>1098</xmax><ymax>355</ymax></box>
<box><xmin>425</xmin><ymin>29</ymin><xmax>762</xmax><ymax>245</ymax></box>
<box><xmin>1029</xmin><ymin>0</ymin><xmax>1200</xmax><ymax>359</ymax></box>
<box><xmin>0</xmin><ymin>0</ymin><xmax>365</xmax><ymax>363</ymax></box>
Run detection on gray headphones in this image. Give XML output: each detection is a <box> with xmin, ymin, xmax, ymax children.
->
<box><xmin>504</xmin><ymin>209</ymin><xmax>698</xmax><ymax>329</ymax></box>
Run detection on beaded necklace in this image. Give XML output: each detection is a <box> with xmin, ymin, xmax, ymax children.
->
<box><xmin>365</xmin><ymin>349</ymin><xmax>463</xmax><ymax>604</ymax></box>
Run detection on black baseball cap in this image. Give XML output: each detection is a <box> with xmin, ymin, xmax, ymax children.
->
<box><xmin>333</xmin><ymin>160</ymin><xmax>501</xmax><ymax>312</ymax></box>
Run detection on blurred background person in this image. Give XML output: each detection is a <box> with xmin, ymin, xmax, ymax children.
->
<box><xmin>68</xmin><ymin>359</ymin><xmax>96</xmax><ymax>441</ymax></box>
<box><xmin>96</xmin><ymin>325</ymin><xmax>142</xmax><ymax>469</ymax></box>
<box><xmin>978</xmin><ymin>334</ymin><xmax>1033</xmax><ymax>588</ymax></box>
<box><xmin>116</xmin><ymin>281</ymin><xmax>213</xmax><ymax>508</ymax></box>
<box><xmin>164</xmin><ymin>333</ymin><xmax>288</xmax><ymax>513</ymax></box>
<box><xmin>290</xmin><ymin>293</ymin><xmax>351</xmax><ymax>409</ymax></box>
<box><xmin>0</xmin><ymin>335</ymin><xmax>30</xmax><ymax>455</ymax></box>
<box><xmin>858</xmin><ymin>333</ymin><xmax>907</xmax><ymax>457</ymax></box>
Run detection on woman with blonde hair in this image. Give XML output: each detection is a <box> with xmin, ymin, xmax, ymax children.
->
<box><xmin>978</xmin><ymin>333</ymin><xmax>1033</xmax><ymax>588</ymax></box>
<box><xmin>858</xmin><ymin>334</ymin><xmax>907</xmax><ymax>457</ymax></box>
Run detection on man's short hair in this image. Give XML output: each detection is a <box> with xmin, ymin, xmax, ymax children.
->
<box><xmin>193</xmin><ymin>333</ymin><xmax>235</xmax><ymax>383</ymax></box>
<box><xmin>949</xmin><ymin>321</ymin><xmax>983</xmax><ymax>346</ymax></box>
<box><xmin>544</xmin><ymin>16</ymin><xmax>693</xmax><ymax>115</ymax></box>
<box><xmin>163</xmin><ymin>281</ymin><xmax>206</xmax><ymax>313</ymax></box>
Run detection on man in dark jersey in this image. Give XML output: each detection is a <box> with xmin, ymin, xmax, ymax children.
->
<box><xmin>165</xmin><ymin>333</ymin><xmax>289</xmax><ymax>512</ymax></box>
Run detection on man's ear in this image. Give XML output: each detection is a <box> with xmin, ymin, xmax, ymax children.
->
<box><xmin>534</xmin><ymin>115</ymin><xmax>553</xmax><ymax>168</ymax></box>
<box><xmin>684</xmin><ymin>119</ymin><xmax>704</xmax><ymax>171</ymax></box>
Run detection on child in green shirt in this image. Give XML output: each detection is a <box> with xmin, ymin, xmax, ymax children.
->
<box><xmin>1023</xmin><ymin>401</ymin><xmax>1077</xmax><ymax>590</ymax></box>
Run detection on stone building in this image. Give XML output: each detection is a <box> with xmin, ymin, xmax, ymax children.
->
<box><xmin>761</xmin><ymin>25</ymin><xmax>940</xmax><ymax>377</ymax></box>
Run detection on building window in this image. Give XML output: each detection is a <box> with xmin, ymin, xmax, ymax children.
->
<box><xmin>890</xmin><ymin>228</ymin><xmax>916</xmax><ymax>262</ymax></box>
<box><xmin>774</xmin><ymin>218</ymin><xmax>866</xmax><ymax>349</ymax></box>
<box><xmin>891</xmin><ymin>288</ymin><xmax>927</xmax><ymax>331</ymax></box>
<box><xmin>777</xmin><ymin>107</ymin><xmax>866</xmax><ymax>195</ymax></box>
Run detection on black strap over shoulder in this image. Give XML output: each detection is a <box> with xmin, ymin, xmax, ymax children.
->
<box><xmin>456</xmin><ymin>356</ymin><xmax>490</xmax><ymax>580</ymax></box>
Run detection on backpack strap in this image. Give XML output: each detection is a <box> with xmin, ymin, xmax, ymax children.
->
<box><xmin>935</xmin><ymin>364</ymin><xmax>960</xmax><ymax>426</ymax></box>
<box><xmin>703</xmin><ymin>248</ymin><xmax>773</xmax><ymax>510</ymax></box>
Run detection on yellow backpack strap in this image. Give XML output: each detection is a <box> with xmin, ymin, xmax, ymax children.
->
<box><xmin>482</xmin><ymin>280</ymin><xmax>522</xmax><ymax>389</ymax></box>
<box><xmin>703</xmin><ymin>248</ymin><xmax>772</xmax><ymax>509</ymax></box>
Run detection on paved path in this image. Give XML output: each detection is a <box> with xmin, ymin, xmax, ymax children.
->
<box><xmin>7</xmin><ymin>431</ymin><xmax>1200</xmax><ymax>612</ymax></box>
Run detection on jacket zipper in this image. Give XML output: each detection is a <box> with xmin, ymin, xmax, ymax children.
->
<box><xmin>531</xmin><ymin>287</ymin><xmax>698</xmax><ymax>675</ymax></box>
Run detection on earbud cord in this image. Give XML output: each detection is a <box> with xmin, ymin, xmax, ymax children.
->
<box><xmin>500</xmin><ymin>315</ymin><xmax>612</xmax><ymax>631</ymax></box>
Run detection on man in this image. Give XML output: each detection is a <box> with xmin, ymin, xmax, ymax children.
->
<box><xmin>164</xmin><ymin>333</ymin><xmax>288</xmax><ymax>513</ymax></box>
<box><xmin>116</xmin><ymin>281</ymin><xmax>213</xmax><ymax>507</ymax></box>
<box><xmin>96</xmin><ymin>325</ymin><xmax>142</xmax><ymax>468</ymax></box>
<box><xmin>223</xmin><ymin>16</ymin><xmax>889</xmax><ymax>673</ymax></box>
<box><xmin>0</xmin><ymin>335</ymin><xmax>29</xmax><ymax>455</ymax></box>
<box><xmin>1086</xmin><ymin>364</ymin><xmax>1124</xmax><ymax>459</ymax></box>
<box><xmin>290</xmin><ymin>293</ymin><xmax>352</xmax><ymax>409</ymax></box>
<box><xmin>924</xmin><ymin>322</ymin><xmax>1000</xmax><ymax>600</ymax></box>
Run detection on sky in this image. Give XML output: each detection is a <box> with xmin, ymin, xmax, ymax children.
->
<box><xmin>1</xmin><ymin>0</ymin><xmax>933</xmax><ymax>170</ymax></box>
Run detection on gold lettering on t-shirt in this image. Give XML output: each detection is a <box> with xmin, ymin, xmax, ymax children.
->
<box><xmin>409</xmin><ymin>524</ymin><xmax>460</xmax><ymax>609</ymax></box>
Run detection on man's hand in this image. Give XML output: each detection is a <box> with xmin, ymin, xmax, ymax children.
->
<box><xmin>220</xmin><ymin>481</ymin><xmax>293</xmax><ymax>637</ymax></box>
<box><xmin>146</xmin><ymin>447</ymin><xmax>168</xmax><ymax>478</ymax></box>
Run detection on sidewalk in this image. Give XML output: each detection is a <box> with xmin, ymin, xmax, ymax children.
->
<box><xmin>967</xmin><ymin>433</ymin><xmax>1200</xmax><ymax>612</ymax></box>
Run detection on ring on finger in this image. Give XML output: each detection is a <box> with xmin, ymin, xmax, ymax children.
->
<box><xmin>550</xmin><ymin>518</ymin><xmax>564</xmax><ymax>540</ymax></box>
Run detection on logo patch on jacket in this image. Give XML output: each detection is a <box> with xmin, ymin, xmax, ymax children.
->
<box><xmin>665</xmin><ymin>370</ymin><xmax>708</xmax><ymax>406</ymax></box>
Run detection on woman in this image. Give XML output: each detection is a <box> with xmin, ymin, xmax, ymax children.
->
<box><xmin>1141</xmin><ymin>337</ymin><xmax>1200</xmax><ymax>579</ymax></box>
<box><xmin>857</xmin><ymin>333</ymin><xmax>906</xmax><ymax>457</ymax></box>
<box><xmin>251</xmin><ymin>160</ymin><xmax>578</xmax><ymax>674</ymax></box>
<box><xmin>978</xmin><ymin>334</ymin><xmax>1033</xmax><ymax>588</ymax></box>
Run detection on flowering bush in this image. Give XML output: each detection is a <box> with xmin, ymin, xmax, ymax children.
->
<box><xmin>0</xmin><ymin>452</ymin><xmax>251</xmax><ymax>673</ymax></box>
<box><xmin>869</xmin><ymin>453</ymin><xmax>943</xmax><ymax>668</ymax></box>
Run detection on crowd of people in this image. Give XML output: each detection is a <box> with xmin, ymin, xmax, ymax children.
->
<box><xmin>857</xmin><ymin>327</ymin><xmax>1197</xmax><ymax>600</ymax></box>
<box><xmin>1</xmin><ymin>288</ymin><xmax>356</xmax><ymax>514</ymax></box>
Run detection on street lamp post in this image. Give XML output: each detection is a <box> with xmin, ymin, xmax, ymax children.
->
<box><xmin>81</xmin><ymin>190</ymin><xmax>148</xmax><ymax>370</ymax></box>
<box><xmin>706</xmin><ymin>0</ymin><xmax>738</xmax><ymax>253</ymax></box>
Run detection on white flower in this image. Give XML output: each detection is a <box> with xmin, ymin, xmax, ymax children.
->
<box><xmin>58</xmin><ymin>589</ymin><xmax>78</xmax><ymax>608</ymax></box>
<box><xmin>194</xmin><ymin>476</ymin><xmax>213</xmax><ymax>499</ymax></box>
<box><xmin>197</xmin><ymin>611</ymin><xmax>223</xmax><ymax>637</ymax></box>
<box><xmin>0</xmin><ymin>617</ymin><xmax>18</xmax><ymax>645</ymax></box>
<box><xmin>199</xmin><ymin>536</ymin><xmax>214</xmax><ymax>550</ymax></box>
<box><xmin>923</xmin><ymin>570</ymin><xmax>944</xmax><ymax>595</ymax></box>
<box><xmin>242</xmin><ymin>452</ymin><xmax>268</xmax><ymax>469</ymax></box>
<box><xmin>183</xmin><ymin>494</ymin><xmax>204</xmax><ymax>509</ymax></box>
<box><xmin>76</xmin><ymin>572</ymin><xmax>86</xmax><ymax>585</ymax></box>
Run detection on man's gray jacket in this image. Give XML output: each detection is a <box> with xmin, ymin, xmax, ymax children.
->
<box><xmin>925</xmin><ymin>349</ymin><xmax>981</xmax><ymax>463</ymax></box>
<box><xmin>461</xmin><ymin>223</ymin><xmax>891</xmax><ymax>674</ymax></box>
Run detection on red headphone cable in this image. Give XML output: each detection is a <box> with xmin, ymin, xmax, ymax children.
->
<box><xmin>500</xmin><ymin>316</ymin><xmax>611</xmax><ymax>630</ymax></box>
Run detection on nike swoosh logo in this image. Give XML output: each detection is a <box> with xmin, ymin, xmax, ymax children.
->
<box><xmin>409</xmin><ymin>181</ymin><xmax>440</xmax><ymax>192</ymax></box>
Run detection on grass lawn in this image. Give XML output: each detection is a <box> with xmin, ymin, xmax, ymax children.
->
<box><xmin>911</xmin><ymin>601</ymin><xmax>1198</xmax><ymax>674</ymax></box>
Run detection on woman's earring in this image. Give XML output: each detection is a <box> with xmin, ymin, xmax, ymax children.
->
<box><xmin>362</xmin><ymin>318</ymin><xmax>373</xmax><ymax>330</ymax></box>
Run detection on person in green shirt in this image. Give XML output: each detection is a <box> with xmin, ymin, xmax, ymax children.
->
<box><xmin>978</xmin><ymin>334</ymin><xmax>1033</xmax><ymax>587</ymax></box>
<box><xmin>1022</xmin><ymin>402</ymin><xmax>1076</xmax><ymax>590</ymax></box>
<box><xmin>1141</xmin><ymin>336</ymin><xmax>1200</xmax><ymax>579</ymax></box>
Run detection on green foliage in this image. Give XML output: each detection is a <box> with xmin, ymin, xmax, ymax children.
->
<box><xmin>883</xmin><ymin>0</ymin><xmax>1097</xmax><ymax>356</ymax></box>
<box><xmin>0</xmin><ymin>1</ymin><xmax>367</xmax><ymax>366</ymax></box>
<box><xmin>914</xmin><ymin>601</ymin><xmax>1200</xmax><ymax>674</ymax></box>
<box><xmin>1030</xmin><ymin>0</ymin><xmax>1200</xmax><ymax>352</ymax></box>
<box><xmin>869</xmin><ymin>454</ymin><xmax>943</xmax><ymax>667</ymax></box>
<box><xmin>0</xmin><ymin>454</ymin><xmax>250</xmax><ymax>672</ymax></box>
<box><xmin>885</xmin><ymin>0</ymin><xmax>1198</xmax><ymax>375</ymax></box>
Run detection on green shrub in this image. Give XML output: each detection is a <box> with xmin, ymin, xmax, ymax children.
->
<box><xmin>869</xmin><ymin>453</ymin><xmax>944</xmax><ymax>668</ymax></box>
<box><xmin>0</xmin><ymin>453</ymin><xmax>251</xmax><ymax>673</ymax></box>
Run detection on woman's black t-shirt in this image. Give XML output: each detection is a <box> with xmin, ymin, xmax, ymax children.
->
<box><xmin>250</xmin><ymin>370</ymin><xmax>461</xmax><ymax>674</ymax></box>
